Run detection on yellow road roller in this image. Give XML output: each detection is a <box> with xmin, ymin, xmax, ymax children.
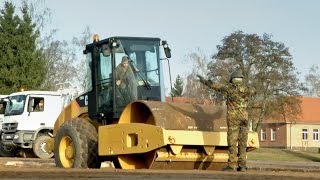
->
<box><xmin>47</xmin><ymin>35</ymin><xmax>259</xmax><ymax>170</ymax></box>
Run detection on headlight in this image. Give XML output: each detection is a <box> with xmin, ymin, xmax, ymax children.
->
<box><xmin>23</xmin><ymin>134</ymin><xmax>33</xmax><ymax>141</ymax></box>
<box><xmin>14</xmin><ymin>134</ymin><xmax>19</xmax><ymax>139</ymax></box>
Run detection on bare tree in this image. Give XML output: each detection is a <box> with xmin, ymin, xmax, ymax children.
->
<box><xmin>40</xmin><ymin>35</ymin><xmax>78</xmax><ymax>90</ymax></box>
<box><xmin>41</xmin><ymin>26</ymin><xmax>92</xmax><ymax>92</ymax></box>
<box><xmin>71</xmin><ymin>26</ymin><xmax>92</xmax><ymax>92</ymax></box>
<box><xmin>184</xmin><ymin>48</ymin><xmax>213</xmax><ymax>100</ymax></box>
<box><xmin>304</xmin><ymin>64</ymin><xmax>320</xmax><ymax>97</ymax></box>
<box><xmin>22</xmin><ymin>0</ymin><xmax>52</xmax><ymax>32</ymax></box>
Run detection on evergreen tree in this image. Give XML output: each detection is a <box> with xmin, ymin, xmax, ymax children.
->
<box><xmin>0</xmin><ymin>2</ymin><xmax>20</xmax><ymax>94</ymax></box>
<box><xmin>171</xmin><ymin>75</ymin><xmax>184</xmax><ymax>97</ymax></box>
<box><xmin>17</xmin><ymin>3</ymin><xmax>46</xmax><ymax>90</ymax></box>
<box><xmin>0</xmin><ymin>1</ymin><xmax>45</xmax><ymax>94</ymax></box>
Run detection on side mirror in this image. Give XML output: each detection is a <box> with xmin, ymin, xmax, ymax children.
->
<box><xmin>164</xmin><ymin>47</ymin><xmax>171</xmax><ymax>58</ymax></box>
<box><xmin>102</xmin><ymin>44</ymin><xmax>110</xmax><ymax>57</ymax></box>
<box><xmin>162</xmin><ymin>41</ymin><xmax>171</xmax><ymax>58</ymax></box>
<box><xmin>28</xmin><ymin>99</ymin><xmax>34</xmax><ymax>112</ymax></box>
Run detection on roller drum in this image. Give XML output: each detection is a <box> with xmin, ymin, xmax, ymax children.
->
<box><xmin>119</xmin><ymin>100</ymin><xmax>227</xmax><ymax>131</ymax></box>
<box><xmin>112</xmin><ymin>101</ymin><xmax>235</xmax><ymax>169</ymax></box>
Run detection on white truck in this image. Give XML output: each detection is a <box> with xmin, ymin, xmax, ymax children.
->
<box><xmin>0</xmin><ymin>95</ymin><xmax>8</xmax><ymax>129</ymax></box>
<box><xmin>0</xmin><ymin>90</ymin><xmax>73</xmax><ymax>158</ymax></box>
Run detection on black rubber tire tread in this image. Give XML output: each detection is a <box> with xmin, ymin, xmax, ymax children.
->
<box><xmin>18</xmin><ymin>149</ymin><xmax>36</xmax><ymax>158</ymax></box>
<box><xmin>0</xmin><ymin>142</ymin><xmax>16</xmax><ymax>157</ymax></box>
<box><xmin>33</xmin><ymin>134</ymin><xmax>54</xmax><ymax>159</ymax></box>
<box><xmin>54</xmin><ymin>117</ymin><xmax>100</xmax><ymax>168</ymax></box>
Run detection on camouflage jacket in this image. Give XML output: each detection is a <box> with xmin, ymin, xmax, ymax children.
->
<box><xmin>201</xmin><ymin>79</ymin><xmax>255</xmax><ymax>120</ymax></box>
<box><xmin>115</xmin><ymin>64</ymin><xmax>135</xmax><ymax>88</ymax></box>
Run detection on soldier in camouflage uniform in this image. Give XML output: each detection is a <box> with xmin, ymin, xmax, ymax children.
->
<box><xmin>197</xmin><ymin>71</ymin><xmax>254</xmax><ymax>172</ymax></box>
<box><xmin>115</xmin><ymin>56</ymin><xmax>137</xmax><ymax>106</ymax></box>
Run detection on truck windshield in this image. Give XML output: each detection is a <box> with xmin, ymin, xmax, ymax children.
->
<box><xmin>5</xmin><ymin>95</ymin><xmax>26</xmax><ymax>116</ymax></box>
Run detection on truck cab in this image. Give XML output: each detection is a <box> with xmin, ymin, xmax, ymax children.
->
<box><xmin>1</xmin><ymin>91</ymin><xmax>72</xmax><ymax>158</ymax></box>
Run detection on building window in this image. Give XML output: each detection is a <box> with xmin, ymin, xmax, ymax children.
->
<box><xmin>302</xmin><ymin>129</ymin><xmax>308</xmax><ymax>141</ymax></box>
<box><xmin>313</xmin><ymin>129</ymin><xmax>319</xmax><ymax>141</ymax></box>
<box><xmin>271</xmin><ymin>128</ymin><xmax>276</xmax><ymax>141</ymax></box>
<box><xmin>260</xmin><ymin>129</ymin><xmax>266</xmax><ymax>141</ymax></box>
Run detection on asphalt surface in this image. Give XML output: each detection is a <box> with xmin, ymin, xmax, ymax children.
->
<box><xmin>0</xmin><ymin>158</ymin><xmax>320</xmax><ymax>179</ymax></box>
<box><xmin>1</xmin><ymin>157</ymin><xmax>320</xmax><ymax>172</ymax></box>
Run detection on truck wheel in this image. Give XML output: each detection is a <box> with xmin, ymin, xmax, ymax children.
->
<box><xmin>0</xmin><ymin>142</ymin><xmax>16</xmax><ymax>157</ymax></box>
<box><xmin>33</xmin><ymin>134</ymin><xmax>54</xmax><ymax>159</ymax></box>
<box><xmin>54</xmin><ymin>118</ymin><xmax>100</xmax><ymax>168</ymax></box>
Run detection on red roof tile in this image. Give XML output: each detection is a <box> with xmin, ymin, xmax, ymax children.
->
<box><xmin>166</xmin><ymin>96</ymin><xmax>320</xmax><ymax>123</ymax></box>
<box><xmin>297</xmin><ymin>96</ymin><xmax>320</xmax><ymax>123</ymax></box>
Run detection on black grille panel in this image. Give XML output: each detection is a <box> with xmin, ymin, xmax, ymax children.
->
<box><xmin>2</xmin><ymin>123</ymin><xmax>18</xmax><ymax>132</ymax></box>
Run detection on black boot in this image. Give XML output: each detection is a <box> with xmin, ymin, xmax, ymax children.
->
<box><xmin>238</xmin><ymin>167</ymin><xmax>247</xmax><ymax>172</ymax></box>
<box><xmin>223</xmin><ymin>166</ymin><xmax>237</xmax><ymax>172</ymax></box>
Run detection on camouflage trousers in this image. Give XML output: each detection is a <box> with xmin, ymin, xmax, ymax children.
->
<box><xmin>227</xmin><ymin>117</ymin><xmax>249</xmax><ymax>169</ymax></box>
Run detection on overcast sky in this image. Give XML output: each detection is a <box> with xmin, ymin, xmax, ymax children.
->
<box><xmin>6</xmin><ymin>0</ymin><xmax>320</xmax><ymax>93</ymax></box>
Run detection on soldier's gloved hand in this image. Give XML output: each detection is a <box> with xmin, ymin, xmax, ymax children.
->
<box><xmin>196</xmin><ymin>75</ymin><xmax>205</xmax><ymax>83</ymax></box>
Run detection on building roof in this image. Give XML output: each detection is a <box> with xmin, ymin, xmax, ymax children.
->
<box><xmin>296</xmin><ymin>96</ymin><xmax>320</xmax><ymax>123</ymax></box>
<box><xmin>167</xmin><ymin>96</ymin><xmax>320</xmax><ymax>124</ymax></box>
<box><xmin>262</xmin><ymin>96</ymin><xmax>320</xmax><ymax>124</ymax></box>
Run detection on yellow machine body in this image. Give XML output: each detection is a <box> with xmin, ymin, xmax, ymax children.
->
<box><xmin>50</xmin><ymin>99</ymin><xmax>258</xmax><ymax>170</ymax></box>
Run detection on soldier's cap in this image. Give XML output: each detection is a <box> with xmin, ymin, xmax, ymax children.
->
<box><xmin>122</xmin><ymin>56</ymin><xmax>129</xmax><ymax>62</ymax></box>
<box><xmin>229</xmin><ymin>70</ymin><xmax>244</xmax><ymax>82</ymax></box>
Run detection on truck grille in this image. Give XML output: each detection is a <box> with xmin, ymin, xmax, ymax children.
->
<box><xmin>2</xmin><ymin>123</ymin><xmax>18</xmax><ymax>132</ymax></box>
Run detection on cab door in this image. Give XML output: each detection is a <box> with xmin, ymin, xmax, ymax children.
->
<box><xmin>95</xmin><ymin>44</ymin><xmax>114</xmax><ymax>118</ymax></box>
<box><xmin>16</xmin><ymin>96</ymin><xmax>44</xmax><ymax>131</ymax></box>
<box><xmin>19</xmin><ymin>95</ymin><xmax>61</xmax><ymax>131</ymax></box>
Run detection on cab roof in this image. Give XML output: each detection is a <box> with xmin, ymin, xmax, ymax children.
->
<box><xmin>8</xmin><ymin>91</ymin><xmax>61</xmax><ymax>97</ymax></box>
<box><xmin>86</xmin><ymin>36</ymin><xmax>161</xmax><ymax>47</ymax></box>
<box><xmin>0</xmin><ymin>95</ymin><xmax>7</xmax><ymax>98</ymax></box>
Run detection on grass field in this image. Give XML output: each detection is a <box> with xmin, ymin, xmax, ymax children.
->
<box><xmin>247</xmin><ymin>148</ymin><xmax>320</xmax><ymax>162</ymax></box>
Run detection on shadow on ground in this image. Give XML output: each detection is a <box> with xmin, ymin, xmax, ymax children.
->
<box><xmin>283</xmin><ymin>149</ymin><xmax>320</xmax><ymax>162</ymax></box>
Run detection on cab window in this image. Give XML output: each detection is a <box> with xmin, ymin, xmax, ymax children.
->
<box><xmin>30</xmin><ymin>98</ymin><xmax>45</xmax><ymax>112</ymax></box>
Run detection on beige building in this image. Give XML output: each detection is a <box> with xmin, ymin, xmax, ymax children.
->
<box><xmin>260</xmin><ymin>97</ymin><xmax>320</xmax><ymax>151</ymax></box>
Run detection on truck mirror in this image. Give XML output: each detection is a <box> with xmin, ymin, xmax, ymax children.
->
<box><xmin>164</xmin><ymin>47</ymin><xmax>171</xmax><ymax>58</ymax></box>
<box><xmin>162</xmin><ymin>41</ymin><xmax>171</xmax><ymax>58</ymax></box>
<box><xmin>102</xmin><ymin>44</ymin><xmax>110</xmax><ymax>57</ymax></box>
<box><xmin>28</xmin><ymin>99</ymin><xmax>34</xmax><ymax>112</ymax></box>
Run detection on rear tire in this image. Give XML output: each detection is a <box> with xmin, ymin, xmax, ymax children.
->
<box><xmin>33</xmin><ymin>134</ymin><xmax>54</xmax><ymax>159</ymax></box>
<box><xmin>54</xmin><ymin>118</ymin><xmax>100</xmax><ymax>168</ymax></box>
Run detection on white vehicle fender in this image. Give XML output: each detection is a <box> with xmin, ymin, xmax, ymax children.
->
<box><xmin>32</xmin><ymin>127</ymin><xmax>53</xmax><ymax>141</ymax></box>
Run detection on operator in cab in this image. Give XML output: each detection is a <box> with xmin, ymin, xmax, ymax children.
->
<box><xmin>115</xmin><ymin>56</ymin><xmax>138</xmax><ymax>106</ymax></box>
